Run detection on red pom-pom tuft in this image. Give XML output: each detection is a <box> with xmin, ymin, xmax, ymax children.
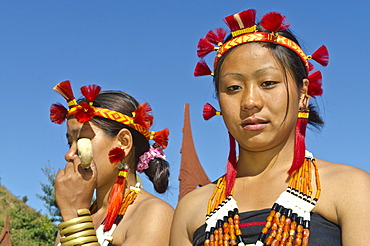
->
<box><xmin>203</xmin><ymin>103</ymin><xmax>219</xmax><ymax>120</ymax></box>
<box><xmin>74</xmin><ymin>102</ymin><xmax>95</xmax><ymax>123</ymax></box>
<box><xmin>50</xmin><ymin>103</ymin><xmax>68</xmax><ymax>124</ymax></box>
<box><xmin>80</xmin><ymin>84</ymin><xmax>101</xmax><ymax>102</ymax></box>
<box><xmin>153</xmin><ymin>128</ymin><xmax>169</xmax><ymax>149</ymax></box>
<box><xmin>260</xmin><ymin>12</ymin><xmax>287</xmax><ymax>33</ymax></box>
<box><xmin>104</xmin><ymin>174</ymin><xmax>126</xmax><ymax>231</ymax></box>
<box><xmin>133</xmin><ymin>102</ymin><xmax>153</xmax><ymax>129</ymax></box>
<box><xmin>108</xmin><ymin>147</ymin><xmax>126</xmax><ymax>165</ymax></box>
<box><xmin>197</xmin><ymin>38</ymin><xmax>215</xmax><ymax>58</ymax></box>
<box><xmin>194</xmin><ymin>60</ymin><xmax>213</xmax><ymax>77</ymax></box>
<box><xmin>308</xmin><ymin>62</ymin><xmax>315</xmax><ymax>72</ymax></box>
<box><xmin>53</xmin><ymin>80</ymin><xmax>75</xmax><ymax>103</ymax></box>
<box><xmin>311</xmin><ymin>45</ymin><xmax>329</xmax><ymax>66</ymax></box>
<box><xmin>223</xmin><ymin>14</ymin><xmax>240</xmax><ymax>32</ymax></box>
<box><xmin>206</xmin><ymin>28</ymin><xmax>227</xmax><ymax>45</ymax></box>
<box><xmin>238</xmin><ymin>9</ymin><xmax>257</xmax><ymax>29</ymax></box>
<box><xmin>307</xmin><ymin>71</ymin><xmax>323</xmax><ymax>98</ymax></box>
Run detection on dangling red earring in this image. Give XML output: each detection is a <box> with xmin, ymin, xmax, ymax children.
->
<box><xmin>289</xmin><ymin>105</ymin><xmax>309</xmax><ymax>174</ymax></box>
<box><xmin>105</xmin><ymin>147</ymin><xmax>128</xmax><ymax>231</ymax></box>
<box><xmin>225</xmin><ymin>132</ymin><xmax>237</xmax><ymax>196</ymax></box>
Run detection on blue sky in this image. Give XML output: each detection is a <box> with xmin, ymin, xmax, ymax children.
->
<box><xmin>0</xmin><ymin>0</ymin><xmax>369</xmax><ymax>213</ymax></box>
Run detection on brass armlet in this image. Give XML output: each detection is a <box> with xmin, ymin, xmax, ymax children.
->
<box><xmin>60</xmin><ymin>222</ymin><xmax>94</xmax><ymax>237</ymax></box>
<box><xmin>60</xmin><ymin>229</ymin><xmax>96</xmax><ymax>243</ymax></box>
<box><xmin>61</xmin><ymin>235</ymin><xmax>98</xmax><ymax>246</ymax></box>
<box><xmin>58</xmin><ymin>216</ymin><xmax>93</xmax><ymax>231</ymax></box>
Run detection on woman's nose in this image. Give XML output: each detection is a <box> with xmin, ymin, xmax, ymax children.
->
<box><xmin>240</xmin><ymin>84</ymin><xmax>263</xmax><ymax>111</ymax></box>
<box><xmin>65</xmin><ymin>143</ymin><xmax>78</xmax><ymax>163</ymax></box>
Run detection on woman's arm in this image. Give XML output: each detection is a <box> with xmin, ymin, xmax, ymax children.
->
<box><xmin>335</xmin><ymin>166</ymin><xmax>370</xmax><ymax>245</ymax></box>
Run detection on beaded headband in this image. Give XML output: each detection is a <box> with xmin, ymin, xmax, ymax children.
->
<box><xmin>195</xmin><ymin>9</ymin><xmax>329</xmax><ymax>94</ymax></box>
<box><xmin>50</xmin><ymin>80</ymin><xmax>169</xmax><ymax>149</ymax></box>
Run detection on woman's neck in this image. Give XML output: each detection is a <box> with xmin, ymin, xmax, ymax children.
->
<box><xmin>236</xmin><ymin>136</ymin><xmax>295</xmax><ymax>177</ymax></box>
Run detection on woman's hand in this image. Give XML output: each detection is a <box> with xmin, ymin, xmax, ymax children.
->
<box><xmin>55</xmin><ymin>161</ymin><xmax>97</xmax><ymax>221</ymax></box>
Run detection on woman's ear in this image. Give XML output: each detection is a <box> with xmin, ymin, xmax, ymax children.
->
<box><xmin>115</xmin><ymin>128</ymin><xmax>133</xmax><ymax>157</ymax></box>
<box><xmin>299</xmin><ymin>78</ymin><xmax>310</xmax><ymax>109</ymax></box>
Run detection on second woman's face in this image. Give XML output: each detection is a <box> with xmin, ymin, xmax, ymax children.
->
<box><xmin>218</xmin><ymin>43</ymin><xmax>302</xmax><ymax>152</ymax></box>
<box><xmin>65</xmin><ymin>118</ymin><xmax>118</xmax><ymax>188</ymax></box>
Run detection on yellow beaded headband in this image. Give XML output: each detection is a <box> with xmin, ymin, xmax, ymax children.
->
<box><xmin>50</xmin><ymin>80</ymin><xmax>169</xmax><ymax>148</ymax></box>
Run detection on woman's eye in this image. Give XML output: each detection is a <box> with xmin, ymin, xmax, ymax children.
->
<box><xmin>227</xmin><ymin>85</ymin><xmax>242</xmax><ymax>92</ymax></box>
<box><xmin>261</xmin><ymin>81</ymin><xmax>278</xmax><ymax>88</ymax></box>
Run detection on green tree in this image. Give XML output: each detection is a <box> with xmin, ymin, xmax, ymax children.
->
<box><xmin>37</xmin><ymin>166</ymin><xmax>61</xmax><ymax>223</ymax></box>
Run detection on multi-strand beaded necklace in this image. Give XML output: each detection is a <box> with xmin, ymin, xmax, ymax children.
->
<box><xmin>203</xmin><ymin>152</ymin><xmax>321</xmax><ymax>246</ymax></box>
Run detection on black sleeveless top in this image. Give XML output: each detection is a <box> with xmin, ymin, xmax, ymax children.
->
<box><xmin>193</xmin><ymin>208</ymin><xmax>341</xmax><ymax>245</ymax></box>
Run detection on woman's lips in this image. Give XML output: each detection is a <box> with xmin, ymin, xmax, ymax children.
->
<box><xmin>241</xmin><ymin>118</ymin><xmax>269</xmax><ymax>131</ymax></box>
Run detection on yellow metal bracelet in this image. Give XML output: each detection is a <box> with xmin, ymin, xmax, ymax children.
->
<box><xmin>60</xmin><ymin>229</ymin><xmax>96</xmax><ymax>243</ymax></box>
<box><xmin>61</xmin><ymin>236</ymin><xmax>98</xmax><ymax>246</ymax></box>
<box><xmin>58</xmin><ymin>216</ymin><xmax>93</xmax><ymax>231</ymax></box>
<box><xmin>60</xmin><ymin>222</ymin><xmax>94</xmax><ymax>237</ymax></box>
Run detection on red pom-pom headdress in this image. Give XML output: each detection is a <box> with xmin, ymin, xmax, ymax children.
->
<box><xmin>50</xmin><ymin>80</ymin><xmax>169</xmax><ymax>149</ymax></box>
<box><xmin>196</xmin><ymin>9</ymin><xmax>329</xmax><ymax>194</ymax></box>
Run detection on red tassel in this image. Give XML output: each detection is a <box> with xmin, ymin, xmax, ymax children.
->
<box><xmin>223</xmin><ymin>14</ymin><xmax>240</xmax><ymax>32</ymax></box>
<box><xmin>80</xmin><ymin>84</ymin><xmax>101</xmax><ymax>102</ymax></box>
<box><xmin>225</xmin><ymin>133</ymin><xmax>237</xmax><ymax>196</ymax></box>
<box><xmin>153</xmin><ymin>128</ymin><xmax>169</xmax><ymax>149</ymax></box>
<box><xmin>238</xmin><ymin>9</ymin><xmax>257</xmax><ymax>29</ymax></box>
<box><xmin>74</xmin><ymin>102</ymin><xmax>95</xmax><ymax>123</ymax></box>
<box><xmin>109</xmin><ymin>147</ymin><xmax>126</xmax><ymax>165</ymax></box>
<box><xmin>307</xmin><ymin>71</ymin><xmax>323</xmax><ymax>98</ymax></box>
<box><xmin>104</xmin><ymin>171</ymin><xmax>127</xmax><ymax>231</ymax></box>
<box><xmin>197</xmin><ymin>38</ymin><xmax>215</xmax><ymax>58</ymax></box>
<box><xmin>206</xmin><ymin>28</ymin><xmax>227</xmax><ymax>45</ymax></box>
<box><xmin>203</xmin><ymin>103</ymin><xmax>220</xmax><ymax>120</ymax></box>
<box><xmin>133</xmin><ymin>103</ymin><xmax>153</xmax><ymax>129</ymax></box>
<box><xmin>53</xmin><ymin>80</ymin><xmax>75</xmax><ymax>104</ymax></box>
<box><xmin>288</xmin><ymin>110</ymin><xmax>309</xmax><ymax>174</ymax></box>
<box><xmin>50</xmin><ymin>103</ymin><xmax>68</xmax><ymax>124</ymax></box>
<box><xmin>308</xmin><ymin>62</ymin><xmax>314</xmax><ymax>72</ymax></box>
<box><xmin>194</xmin><ymin>60</ymin><xmax>213</xmax><ymax>77</ymax></box>
<box><xmin>260</xmin><ymin>12</ymin><xmax>286</xmax><ymax>33</ymax></box>
<box><xmin>311</xmin><ymin>45</ymin><xmax>329</xmax><ymax>66</ymax></box>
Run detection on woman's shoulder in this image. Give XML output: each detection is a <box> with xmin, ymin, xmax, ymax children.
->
<box><xmin>135</xmin><ymin>189</ymin><xmax>174</xmax><ymax>216</ymax></box>
<box><xmin>316</xmin><ymin>158</ymin><xmax>369</xmax><ymax>181</ymax></box>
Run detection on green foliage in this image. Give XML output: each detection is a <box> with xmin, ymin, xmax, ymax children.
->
<box><xmin>0</xmin><ymin>185</ymin><xmax>57</xmax><ymax>245</ymax></box>
<box><xmin>37</xmin><ymin>166</ymin><xmax>61</xmax><ymax>223</ymax></box>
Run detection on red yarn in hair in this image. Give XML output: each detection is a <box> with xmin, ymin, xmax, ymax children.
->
<box><xmin>74</xmin><ymin>102</ymin><xmax>95</xmax><ymax>123</ymax></box>
<box><xmin>288</xmin><ymin>110</ymin><xmax>309</xmax><ymax>174</ymax></box>
<box><xmin>307</xmin><ymin>71</ymin><xmax>323</xmax><ymax>98</ymax></box>
<box><xmin>203</xmin><ymin>103</ymin><xmax>220</xmax><ymax>120</ymax></box>
<box><xmin>311</xmin><ymin>45</ymin><xmax>329</xmax><ymax>66</ymax></box>
<box><xmin>53</xmin><ymin>80</ymin><xmax>75</xmax><ymax>104</ymax></box>
<box><xmin>206</xmin><ymin>28</ymin><xmax>227</xmax><ymax>45</ymax></box>
<box><xmin>197</xmin><ymin>38</ymin><xmax>215</xmax><ymax>58</ymax></box>
<box><xmin>260</xmin><ymin>12</ymin><xmax>286</xmax><ymax>33</ymax></box>
<box><xmin>133</xmin><ymin>103</ymin><xmax>153</xmax><ymax>129</ymax></box>
<box><xmin>237</xmin><ymin>9</ymin><xmax>256</xmax><ymax>29</ymax></box>
<box><xmin>80</xmin><ymin>84</ymin><xmax>101</xmax><ymax>102</ymax></box>
<box><xmin>152</xmin><ymin>128</ymin><xmax>170</xmax><ymax>149</ymax></box>
<box><xmin>50</xmin><ymin>103</ymin><xmax>68</xmax><ymax>124</ymax></box>
<box><xmin>225</xmin><ymin>133</ymin><xmax>237</xmax><ymax>196</ymax></box>
<box><xmin>194</xmin><ymin>60</ymin><xmax>213</xmax><ymax>77</ymax></box>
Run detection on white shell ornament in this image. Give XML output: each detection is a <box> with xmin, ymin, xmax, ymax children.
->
<box><xmin>77</xmin><ymin>138</ymin><xmax>93</xmax><ymax>169</ymax></box>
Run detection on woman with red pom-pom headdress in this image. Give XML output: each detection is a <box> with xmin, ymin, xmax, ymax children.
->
<box><xmin>171</xmin><ymin>9</ymin><xmax>370</xmax><ymax>246</ymax></box>
<box><xmin>50</xmin><ymin>81</ymin><xmax>173</xmax><ymax>246</ymax></box>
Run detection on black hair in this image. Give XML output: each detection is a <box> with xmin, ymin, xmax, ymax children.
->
<box><xmin>213</xmin><ymin>23</ymin><xmax>324</xmax><ymax>129</ymax></box>
<box><xmin>79</xmin><ymin>91</ymin><xmax>169</xmax><ymax>193</ymax></box>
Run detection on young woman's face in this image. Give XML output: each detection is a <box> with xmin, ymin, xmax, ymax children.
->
<box><xmin>65</xmin><ymin>118</ymin><xmax>118</xmax><ymax>188</ymax></box>
<box><xmin>218</xmin><ymin>43</ymin><xmax>304</xmax><ymax>152</ymax></box>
